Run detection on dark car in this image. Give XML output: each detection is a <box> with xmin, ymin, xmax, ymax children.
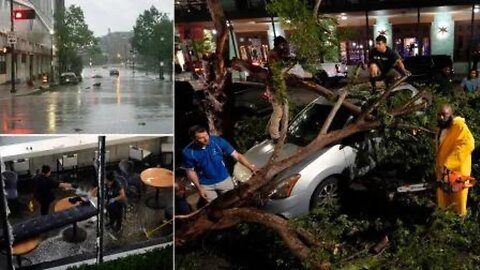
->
<box><xmin>60</xmin><ymin>72</ymin><xmax>79</xmax><ymax>85</ymax></box>
<box><xmin>110</xmin><ymin>69</ymin><xmax>119</xmax><ymax>76</ymax></box>
<box><xmin>403</xmin><ymin>55</ymin><xmax>454</xmax><ymax>83</ymax></box>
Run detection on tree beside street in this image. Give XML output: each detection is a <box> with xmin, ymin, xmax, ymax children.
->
<box><xmin>132</xmin><ymin>6</ymin><xmax>172</xmax><ymax>78</ymax></box>
<box><xmin>55</xmin><ymin>5</ymin><xmax>98</xmax><ymax>77</ymax></box>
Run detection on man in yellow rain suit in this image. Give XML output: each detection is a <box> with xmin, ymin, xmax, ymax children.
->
<box><xmin>436</xmin><ymin>104</ymin><xmax>475</xmax><ymax>216</ymax></box>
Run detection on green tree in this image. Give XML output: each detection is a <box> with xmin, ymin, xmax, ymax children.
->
<box><xmin>55</xmin><ymin>5</ymin><xmax>97</xmax><ymax>76</ymax></box>
<box><xmin>132</xmin><ymin>6</ymin><xmax>172</xmax><ymax>77</ymax></box>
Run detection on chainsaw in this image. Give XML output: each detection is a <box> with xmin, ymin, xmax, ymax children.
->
<box><xmin>397</xmin><ymin>171</ymin><xmax>476</xmax><ymax>193</ymax></box>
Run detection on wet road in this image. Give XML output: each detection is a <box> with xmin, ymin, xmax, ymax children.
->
<box><xmin>0</xmin><ymin>66</ymin><xmax>173</xmax><ymax>134</ymax></box>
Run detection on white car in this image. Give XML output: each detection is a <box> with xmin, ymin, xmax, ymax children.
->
<box><xmin>314</xmin><ymin>61</ymin><xmax>348</xmax><ymax>86</ymax></box>
<box><xmin>233</xmin><ymin>83</ymin><xmax>421</xmax><ymax>218</ymax></box>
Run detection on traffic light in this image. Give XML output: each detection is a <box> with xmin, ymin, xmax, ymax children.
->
<box><xmin>13</xmin><ymin>9</ymin><xmax>36</xmax><ymax>20</ymax></box>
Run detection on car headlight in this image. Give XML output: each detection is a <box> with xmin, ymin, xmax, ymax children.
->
<box><xmin>269</xmin><ymin>174</ymin><xmax>301</xmax><ymax>200</ymax></box>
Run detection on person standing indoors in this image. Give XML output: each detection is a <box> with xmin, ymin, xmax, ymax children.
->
<box><xmin>182</xmin><ymin>125</ymin><xmax>257</xmax><ymax>203</ymax></box>
<box><xmin>435</xmin><ymin>104</ymin><xmax>475</xmax><ymax>216</ymax></box>
<box><xmin>368</xmin><ymin>35</ymin><xmax>410</xmax><ymax>92</ymax></box>
<box><xmin>105</xmin><ymin>171</ymin><xmax>126</xmax><ymax>232</ymax></box>
<box><xmin>34</xmin><ymin>165</ymin><xmax>77</xmax><ymax>216</ymax></box>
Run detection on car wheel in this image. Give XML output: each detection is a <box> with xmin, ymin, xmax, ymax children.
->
<box><xmin>310</xmin><ymin>176</ymin><xmax>340</xmax><ymax>210</ymax></box>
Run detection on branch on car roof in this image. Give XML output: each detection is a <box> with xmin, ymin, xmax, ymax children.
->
<box><xmin>355</xmin><ymin>77</ymin><xmax>408</xmax><ymax>124</ymax></box>
<box><xmin>267</xmin><ymin>120</ymin><xmax>381</xmax><ymax>179</ymax></box>
<box><xmin>321</xmin><ymin>89</ymin><xmax>348</xmax><ymax>135</ymax></box>
<box><xmin>294</xmin><ymin>79</ymin><xmax>371</xmax><ymax>119</ymax></box>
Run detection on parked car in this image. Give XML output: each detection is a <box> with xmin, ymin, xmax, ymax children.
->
<box><xmin>60</xmin><ymin>72</ymin><xmax>79</xmax><ymax>85</ymax></box>
<box><xmin>314</xmin><ymin>61</ymin><xmax>348</xmax><ymax>87</ymax></box>
<box><xmin>403</xmin><ymin>55</ymin><xmax>454</xmax><ymax>83</ymax></box>
<box><xmin>110</xmin><ymin>69</ymin><xmax>120</xmax><ymax>76</ymax></box>
<box><xmin>233</xmin><ymin>83</ymin><xmax>421</xmax><ymax>218</ymax></box>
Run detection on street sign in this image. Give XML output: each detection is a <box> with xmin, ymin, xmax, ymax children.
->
<box><xmin>7</xmin><ymin>32</ymin><xmax>17</xmax><ymax>45</ymax></box>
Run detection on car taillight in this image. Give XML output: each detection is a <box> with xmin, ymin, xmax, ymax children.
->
<box><xmin>270</xmin><ymin>174</ymin><xmax>301</xmax><ymax>200</ymax></box>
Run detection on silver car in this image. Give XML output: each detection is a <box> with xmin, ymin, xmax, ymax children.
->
<box><xmin>233</xmin><ymin>83</ymin><xmax>420</xmax><ymax>218</ymax></box>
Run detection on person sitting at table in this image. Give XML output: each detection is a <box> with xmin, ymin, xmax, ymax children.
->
<box><xmin>105</xmin><ymin>171</ymin><xmax>126</xmax><ymax>233</ymax></box>
<box><xmin>34</xmin><ymin>165</ymin><xmax>77</xmax><ymax>216</ymax></box>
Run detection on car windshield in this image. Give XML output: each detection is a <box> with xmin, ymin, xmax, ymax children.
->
<box><xmin>288</xmin><ymin>103</ymin><xmax>352</xmax><ymax>146</ymax></box>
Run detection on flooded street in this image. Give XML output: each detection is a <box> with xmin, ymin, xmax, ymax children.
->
<box><xmin>0</xmin><ymin>66</ymin><xmax>173</xmax><ymax>134</ymax></box>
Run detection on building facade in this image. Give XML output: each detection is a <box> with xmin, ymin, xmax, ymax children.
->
<box><xmin>0</xmin><ymin>0</ymin><xmax>55</xmax><ymax>85</ymax></box>
<box><xmin>175</xmin><ymin>0</ymin><xmax>480</xmax><ymax>74</ymax></box>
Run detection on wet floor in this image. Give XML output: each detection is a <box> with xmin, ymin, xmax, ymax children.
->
<box><xmin>0</xmin><ymin>67</ymin><xmax>173</xmax><ymax>134</ymax></box>
<box><xmin>0</xmin><ymin>167</ymin><xmax>173</xmax><ymax>269</ymax></box>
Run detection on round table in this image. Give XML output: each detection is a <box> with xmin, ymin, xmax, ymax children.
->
<box><xmin>140</xmin><ymin>168</ymin><xmax>173</xmax><ymax>209</ymax></box>
<box><xmin>54</xmin><ymin>196</ymin><xmax>87</xmax><ymax>243</ymax></box>
<box><xmin>12</xmin><ymin>236</ymin><xmax>41</xmax><ymax>267</ymax></box>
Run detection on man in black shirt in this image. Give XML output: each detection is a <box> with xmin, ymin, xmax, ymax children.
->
<box><xmin>105</xmin><ymin>171</ymin><xmax>126</xmax><ymax>232</ymax></box>
<box><xmin>369</xmin><ymin>35</ymin><xmax>410</xmax><ymax>91</ymax></box>
<box><xmin>34</xmin><ymin>165</ymin><xmax>76</xmax><ymax>216</ymax></box>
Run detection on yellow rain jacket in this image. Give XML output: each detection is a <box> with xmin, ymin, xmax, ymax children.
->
<box><xmin>436</xmin><ymin>117</ymin><xmax>475</xmax><ymax>179</ymax></box>
<box><xmin>435</xmin><ymin>116</ymin><xmax>475</xmax><ymax>216</ymax></box>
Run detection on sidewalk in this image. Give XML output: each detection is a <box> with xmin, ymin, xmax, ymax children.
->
<box><xmin>0</xmin><ymin>82</ymin><xmax>53</xmax><ymax>99</ymax></box>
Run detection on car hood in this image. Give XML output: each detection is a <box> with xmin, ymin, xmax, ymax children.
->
<box><xmin>234</xmin><ymin>140</ymin><xmax>300</xmax><ymax>182</ymax></box>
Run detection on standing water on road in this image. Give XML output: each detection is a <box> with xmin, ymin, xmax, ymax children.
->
<box><xmin>0</xmin><ymin>66</ymin><xmax>172</xmax><ymax>134</ymax></box>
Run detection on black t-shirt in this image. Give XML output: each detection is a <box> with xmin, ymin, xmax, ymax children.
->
<box><xmin>34</xmin><ymin>174</ymin><xmax>60</xmax><ymax>204</ymax></box>
<box><xmin>369</xmin><ymin>47</ymin><xmax>400</xmax><ymax>74</ymax></box>
<box><xmin>106</xmin><ymin>180</ymin><xmax>122</xmax><ymax>201</ymax></box>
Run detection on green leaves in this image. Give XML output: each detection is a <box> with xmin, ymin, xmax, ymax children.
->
<box><xmin>267</xmin><ymin>0</ymin><xmax>340</xmax><ymax>64</ymax></box>
<box><xmin>56</xmin><ymin>5</ymin><xmax>98</xmax><ymax>74</ymax></box>
<box><xmin>131</xmin><ymin>7</ymin><xmax>172</xmax><ymax>73</ymax></box>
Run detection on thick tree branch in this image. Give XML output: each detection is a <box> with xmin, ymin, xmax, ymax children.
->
<box><xmin>355</xmin><ymin>76</ymin><xmax>409</xmax><ymax>123</ymax></box>
<box><xmin>321</xmin><ymin>89</ymin><xmax>348</xmax><ymax>135</ymax></box>
<box><xmin>295</xmin><ymin>79</ymin><xmax>371</xmax><ymax>119</ymax></box>
<box><xmin>206</xmin><ymin>0</ymin><xmax>228</xmax><ymax>87</ymax></box>
<box><xmin>214</xmin><ymin>208</ymin><xmax>331</xmax><ymax>269</ymax></box>
<box><xmin>267</xmin><ymin>120</ymin><xmax>381</xmax><ymax>179</ymax></box>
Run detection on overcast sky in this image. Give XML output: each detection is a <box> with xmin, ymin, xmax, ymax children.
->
<box><xmin>64</xmin><ymin>0</ymin><xmax>173</xmax><ymax>37</ymax></box>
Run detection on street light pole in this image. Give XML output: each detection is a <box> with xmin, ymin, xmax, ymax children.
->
<box><xmin>160</xmin><ymin>61</ymin><xmax>164</xmax><ymax>80</ymax></box>
<box><xmin>160</xmin><ymin>36</ymin><xmax>164</xmax><ymax>80</ymax></box>
<box><xmin>10</xmin><ymin>0</ymin><xmax>16</xmax><ymax>93</ymax></box>
<box><xmin>50</xmin><ymin>30</ymin><xmax>54</xmax><ymax>85</ymax></box>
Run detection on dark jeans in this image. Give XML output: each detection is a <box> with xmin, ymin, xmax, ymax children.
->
<box><xmin>39</xmin><ymin>200</ymin><xmax>52</xmax><ymax>216</ymax></box>
<box><xmin>107</xmin><ymin>201</ymin><xmax>124</xmax><ymax>231</ymax></box>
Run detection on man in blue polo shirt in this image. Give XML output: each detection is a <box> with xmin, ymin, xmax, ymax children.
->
<box><xmin>182</xmin><ymin>125</ymin><xmax>257</xmax><ymax>202</ymax></box>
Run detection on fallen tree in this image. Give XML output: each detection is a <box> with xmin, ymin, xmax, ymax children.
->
<box><xmin>175</xmin><ymin>0</ymin><xmax>433</xmax><ymax>268</ymax></box>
